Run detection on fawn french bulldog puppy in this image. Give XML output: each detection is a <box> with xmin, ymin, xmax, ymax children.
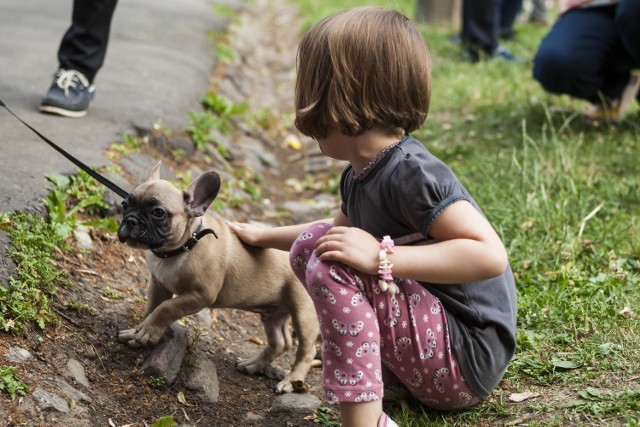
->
<box><xmin>117</xmin><ymin>162</ymin><xmax>319</xmax><ymax>393</ymax></box>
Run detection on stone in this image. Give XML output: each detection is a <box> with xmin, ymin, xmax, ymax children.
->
<box><xmin>66</xmin><ymin>359</ymin><xmax>90</xmax><ymax>388</ymax></box>
<box><xmin>32</xmin><ymin>389</ymin><xmax>70</xmax><ymax>413</ymax></box>
<box><xmin>270</xmin><ymin>392</ymin><xmax>322</xmax><ymax>414</ymax></box>
<box><xmin>0</xmin><ymin>231</ymin><xmax>16</xmax><ymax>287</ymax></box>
<box><xmin>281</xmin><ymin>199</ymin><xmax>336</xmax><ymax>224</ymax></box>
<box><xmin>7</xmin><ymin>346</ymin><xmax>32</xmax><ymax>362</ymax></box>
<box><xmin>245</xmin><ymin>412</ymin><xmax>264</xmax><ymax>422</ymax></box>
<box><xmin>101</xmin><ymin>171</ymin><xmax>134</xmax><ymax>214</ymax></box>
<box><xmin>141</xmin><ymin>323</ymin><xmax>188</xmax><ymax>385</ymax></box>
<box><xmin>185</xmin><ymin>351</ymin><xmax>219</xmax><ymax>403</ymax></box>
<box><xmin>190</xmin><ymin>308</ymin><xmax>213</xmax><ymax>329</ymax></box>
<box><xmin>170</xmin><ymin>134</ymin><xmax>196</xmax><ymax>158</ymax></box>
<box><xmin>73</xmin><ymin>225</ymin><xmax>93</xmax><ymax>251</ymax></box>
<box><xmin>55</xmin><ymin>379</ymin><xmax>92</xmax><ymax>403</ymax></box>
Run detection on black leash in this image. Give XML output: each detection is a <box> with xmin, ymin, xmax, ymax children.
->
<box><xmin>0</xmin><ymin>99</ymin><xmax>130</xmax><ymax>199</ymax></box>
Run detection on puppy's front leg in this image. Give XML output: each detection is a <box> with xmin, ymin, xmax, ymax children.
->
<box><xmin>118</xmin><ymin>290</ymin><xmax>208</xmax><ymax>348</ymax></box>
<box><xmin>118</xmin><ymin>276</ymin><xmax>170</xmax><ymax>345</ymax></box>
<box><xmin>144</xmin><ymin>275</ymin><xmax>173</xmax><ymax>318</ymax></box>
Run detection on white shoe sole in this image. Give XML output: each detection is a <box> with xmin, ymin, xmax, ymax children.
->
<box><xmin>39</xmin><ymin>104</ymin><xmax>88</xmax><ymax>118</ymax></box>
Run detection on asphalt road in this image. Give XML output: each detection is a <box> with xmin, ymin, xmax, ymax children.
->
<box><xmin>0</xmin><ymin>0</ymin><xmax>238</xmax><ymax>212</ymax></box>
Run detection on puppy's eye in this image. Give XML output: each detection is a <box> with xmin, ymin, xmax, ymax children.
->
<box><xmin>121</xmin><ymin>200</ymin><xmax>129</xmax><ymax>210</ymax></box>
<box><xmin>151</xmin><ymin>208</ymin><xmax>166</xmax><ymax>219</ymax></box>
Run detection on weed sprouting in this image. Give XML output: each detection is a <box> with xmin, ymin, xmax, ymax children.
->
<box><xmin>0</xmin><ymin>168</ymin><xmax>116</xmax><ymax>331</ymax></box>
<box><xmin>0</xmin><ymin>366</ymin><xmax>29</xmax><ymax>400</ymax></box>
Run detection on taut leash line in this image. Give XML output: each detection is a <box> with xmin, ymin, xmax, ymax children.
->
<box><xmin>0</xmin><ymin>99</ymin><xmax>130</xmax><ymax>199</ymax></box>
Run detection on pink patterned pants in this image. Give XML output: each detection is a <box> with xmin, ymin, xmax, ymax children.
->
<box><xmin>289</xmin><ymin>223</ymin><xmax>480</xmax><ymax>410</ymax></box>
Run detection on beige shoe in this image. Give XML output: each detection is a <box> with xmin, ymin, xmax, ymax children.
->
<box><xmin>617</xmin><ymin>73</ymin><xmax>640</xmax><ymax>119</ymax></box>
<box><xmin>586</xmin><ymin>73</ymin><xmax>640</xmax><ymax>125</ymax></box>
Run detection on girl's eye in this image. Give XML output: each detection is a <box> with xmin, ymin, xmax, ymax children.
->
<box><xmin>151</xmin><ymin>208</ymin><xmax>166</xmax><ymax>219</ymax></box>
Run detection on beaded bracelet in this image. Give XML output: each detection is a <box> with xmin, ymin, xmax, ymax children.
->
<box><xmin>378</xmin><ymin>235</ymin><xmax>397</xmax><ymax>295</ymax></box>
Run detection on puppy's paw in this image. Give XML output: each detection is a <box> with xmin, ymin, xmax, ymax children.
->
<box><xmin>236</xmin><ymin>356</ymin><xmax>269</xmax><ymax>376</ymax></box>
<box><xmin>275</xmin><ymin>378</ymin><xmax>294</xmax><ymax>394</ymax></box>
<box><xmin>117</xmin><ymin>326</ymin><xmax>162</xmax><ymax>348</ymax></box>
<box><xmin>117</xmin><ymin>328</ymin><xmax>139</xmax><ymax>346</ymax></box>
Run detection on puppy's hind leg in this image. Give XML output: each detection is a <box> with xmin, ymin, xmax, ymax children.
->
<box><xmin>236</xmin><ymin>308</ymin><xmax>290</xmax><ymax>384</ymax></box>
<box><xmin>278</xmin><ymin>288</ymin><xmax>320</xmax><ymax>394</ymax></box>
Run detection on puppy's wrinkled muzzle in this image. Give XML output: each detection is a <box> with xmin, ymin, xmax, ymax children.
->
<box><xmin>118</xmin><ymin>216</ymin><xmax>141</xmax><ymax>244</ymax></box>
<box><xmin>118</xmin><ymin>215</ymin><xmax>166</xmax><ymax>249</ymax></box>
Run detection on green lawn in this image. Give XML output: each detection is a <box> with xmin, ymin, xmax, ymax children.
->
<box><xmin>290</xmin><ymin>1</ymin><xmax>640</xmax><ymax>425</ymax></box>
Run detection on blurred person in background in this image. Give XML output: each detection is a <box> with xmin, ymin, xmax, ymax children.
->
<box><xmin>40</xmin><ymin>0</ymin><xmax>118</xmax><ymax>118</ymax></box>
<box><xmin>533</xmin><ymin>0</ymin><xmax>640</xmax><ymax>124</ymax></box>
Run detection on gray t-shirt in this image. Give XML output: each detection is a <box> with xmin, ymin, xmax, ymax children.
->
<box><xmin>340</xmin><ymin>135</ymin><xmax>517</xmax><ymax>399</ymax></box>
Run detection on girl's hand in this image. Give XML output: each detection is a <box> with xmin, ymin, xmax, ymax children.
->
<box><xmin>314</xmin><ymin>226</ymin><xmax>380</xmax><ymax>275</ymax></box>
<box><xmin>226</xmin><ymin>221</ymin><xmax>267</xmax><ymax>247</ymax></box>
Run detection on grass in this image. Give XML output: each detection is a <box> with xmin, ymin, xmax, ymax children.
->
<box><xmin>0</xmin><ymin>1</ymin><xmax>637</xmax><ymax>425</ymax></box>
<box><xmin>289</xmin><ymin>1</ymin><xmax>640</xmax><ymax>425</ymax></box>
<box><xmin>0</xmin><ymin>169</ymin><xmax>116</xmax><ymax>332</ymax></box>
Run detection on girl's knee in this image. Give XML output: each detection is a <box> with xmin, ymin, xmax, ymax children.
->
<box><xmin>289</xmin><ymin>223</ymin><xmax>331</xmax><ymax>265</ymax></box>
<box><xmin>289</xmin><ymin>223</ymin><xmax>332</xmax><ymax>275</ymax></box>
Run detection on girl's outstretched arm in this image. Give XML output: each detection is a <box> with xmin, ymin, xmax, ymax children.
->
<box><xmin>227</xmin><ymin>213</ymin><xmax>349</xmax><ymax>251</ymax></box>
<box><xmin>316</xmin><ymin>200</ymin><xmax>508</xmax><ymax>284</ymax></box>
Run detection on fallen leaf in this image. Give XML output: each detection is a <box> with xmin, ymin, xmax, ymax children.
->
<box><xmin>552</xmin><ymin>359</ymin><xmax>582</xmax><ymax>370</ymax></box>
<box><xmin>292</xmin><ymin>380</ymin><xmax>310</xmax><ymax>393</ymax></box>
<box><xmin>618</xmin><ymin>306</ymin><xmax>634</xmax><ymax>318</ymax></box>
<box><xmin>504</xmin><ymin>416</ymin><xmax>532</xmax><ymax>426</ymax></box>
<box><xmin>509</xmin><ymin>391</ymin><xmax>540</xmax><ymax>402</ymax></box>
<box><xmin>285</xmin><ymin>134</ymin><xmax>301</xmax><ymax>150</ymax></box>
<box><xmin>248</xmin><ymin>336</ymin><xmax>264</xmax><ymax>346</ymax></box>
<box><xmin>177</xmin><ymin>391</ymin><xmax>193</xmax><ymax>407</ymax></box>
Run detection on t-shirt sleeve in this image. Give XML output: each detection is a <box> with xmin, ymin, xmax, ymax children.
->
<box><xmin>389</xmin><ymin>153</ymin><xmax>470</xmax><ymax>237</ymax></box>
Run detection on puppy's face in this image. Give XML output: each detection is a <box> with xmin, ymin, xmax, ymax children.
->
<box><xmin>117</xmin><ymin>162</ymin><xmax>221</xmax><ymax>250</ymax></box>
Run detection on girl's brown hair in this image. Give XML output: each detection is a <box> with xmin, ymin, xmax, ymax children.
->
<box><xmin>294</xmin><ymin>6</ymin><xmax>432</xmax><ymax>140</ymax></box>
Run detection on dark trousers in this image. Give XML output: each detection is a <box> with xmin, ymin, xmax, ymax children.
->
<box><xmin>57</xmin><ymin>0</ymin><xmax>118</xmax><ymax>83</ymax></box>
<box><xmin>533</xmin><ymin>0</ymin><xmax>640</xmax><ymax>103</ymax></box>
<box><xmin>461</xmin><ymin>0</ymin><xmax>522</xmax><ymax>53</ymax></box>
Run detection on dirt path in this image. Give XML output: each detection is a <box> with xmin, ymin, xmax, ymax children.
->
<box><xmin>1</xmin><ymin>0</ymin><xmax>336</xmax><ymax>426</ymax></box>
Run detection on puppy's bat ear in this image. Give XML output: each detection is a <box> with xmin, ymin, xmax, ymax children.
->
<box><xmin>183</xmin><ymin>171</ymin><xmax>221</xmax><ymax>217</ymax></box>
<box><xmin>149</xmin><ymin>161</ymin><xmax>162</xmax><ymax>181</ymax></box>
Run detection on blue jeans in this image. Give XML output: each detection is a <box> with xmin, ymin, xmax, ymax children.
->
<box><xmin>533</xmin><ymin>0</ymin><xmax>640</xmax><ymax>104</ymax></box>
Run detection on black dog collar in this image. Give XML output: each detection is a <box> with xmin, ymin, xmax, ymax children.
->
<box><xmin>152</xmin><ymin>222</ymin><xmax>218</xmax><ymax>259</ymax></box>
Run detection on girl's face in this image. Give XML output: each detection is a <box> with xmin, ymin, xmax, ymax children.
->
<box><xmin>316</xmin><ymin>129</ymin><xmax>349</xmax><ymax>162</ymax></box>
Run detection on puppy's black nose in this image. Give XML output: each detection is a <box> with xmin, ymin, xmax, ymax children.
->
<box><xmin>125</xmin><ymin>217</ymin><xmax>139</xmax><ymax>228</ymax></box>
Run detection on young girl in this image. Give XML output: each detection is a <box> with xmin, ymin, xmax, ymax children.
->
<box><xmin>228</xmin><ymin>7</ymin><xmax>517</xmax><ymax>427</ymax></box>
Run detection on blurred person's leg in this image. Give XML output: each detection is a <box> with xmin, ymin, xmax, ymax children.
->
<box><xmin>461</xmin><ymin>0</ymin><xmax>501</xmax><ymax>58</ymax></box>
<box><xmin>41</xmin><ymin>0</ymin><xmax>118</xmax><ymax>117</ymax></box>
<box><xmin>499</xmin><ymin>0</ymin><xmax>523</xmax><ymax>39</ymax></box>
<box><xmin>529</xmin><ymin>0</ymin><xmax>548</xmax><ymax>23</ymax></box>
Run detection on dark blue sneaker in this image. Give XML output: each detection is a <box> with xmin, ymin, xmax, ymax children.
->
<box><xmin>40</xmin><ymin>69</ymin><xmax>95</xmax><ymax>118</ymax></box>
<box><xmin>461</xmin><ymin>45</ymin><xmax>526</xmax><ymax>64</ymax></box>
<box><xmin>491</xmin><ymin>45</ymin><xmax>527</xmax><ymax>64</ymax></box>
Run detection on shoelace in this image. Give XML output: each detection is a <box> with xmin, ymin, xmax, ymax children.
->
<box><xmin>54</xmin><ymin>69</ymin><xmax>90</xmax><ymax>96</ymax></box>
